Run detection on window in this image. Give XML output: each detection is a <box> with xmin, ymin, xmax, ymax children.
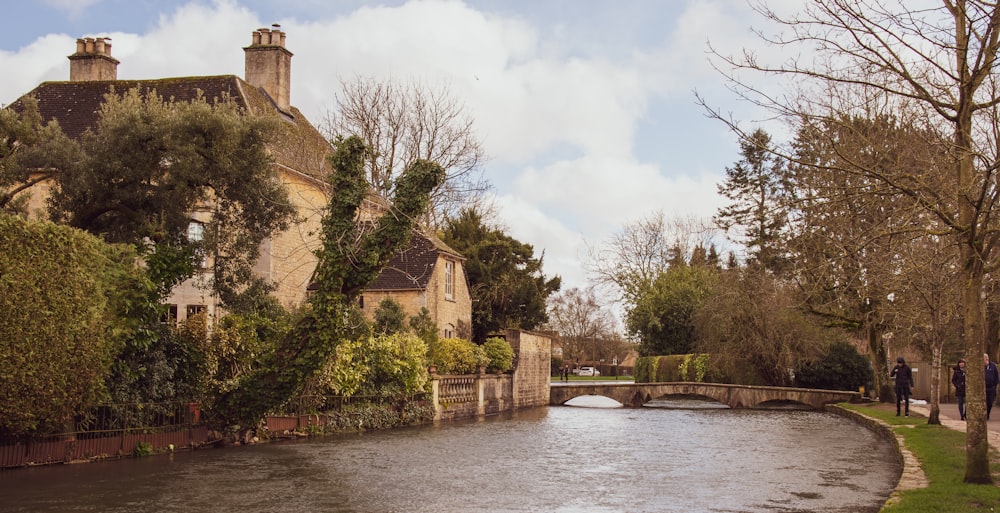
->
<box><xmin>186</xmin><ymin>304</ymin><xmax>206</xmax><ymax>319</ymax></box>
<box><xmin>444</xmin><ymin>324</ymin><xmax>454</xmax><ymax>339</ymax></box>
<box><xmin>160</xmin><ymin>304</ymin><xmax>178</xmax><ymax>324</ymax></box>
<box><xmin>444</xmin><ymin>260</ymin><xmax>455</xmax><ymax>300</ymax></box>
<box><xmin>187</xmin><ymin>221</ymin><xmax>204</xmax><ymax>242</ymax></box>
<box><xmin>187</xmin><ymin>221</ymin><xmax>206</xmax><ymax>267</ymax></box>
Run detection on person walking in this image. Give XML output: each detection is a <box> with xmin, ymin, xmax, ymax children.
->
<box><xmin>985</xmin><ymin>353</ymin><xmax>1000</xmax><ymax>420</ymax></box>
<box><xmin>952</xmin><ymin>358</ymin><xmax>967</xmax><ymax>420</ymax></box>
<box><xmin>890</xmin><ymin>356</ymin><xmax>913</xmax><ymax>416</ymax></box>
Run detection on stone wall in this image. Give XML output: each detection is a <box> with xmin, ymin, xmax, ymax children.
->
<box><xmin>507</xmin><ymin>329</ymin><xmax>551</xmax><ymax>409</ymax></box>
<box><xmin>430</xmin><ymin>329</ymin><xmax>551</xmax><ymax>422</ymax></box>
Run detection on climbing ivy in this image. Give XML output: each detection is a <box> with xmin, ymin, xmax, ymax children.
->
<box><xmin>211</xmin><ymin>136</ymin><xmax>444</xmax><ymax>431</ymax></box>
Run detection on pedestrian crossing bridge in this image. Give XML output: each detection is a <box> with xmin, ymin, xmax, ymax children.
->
<box><xmin>550</xmin><ymin>382</ymin><xmax>860</xmax><ymax>410</ymax></box>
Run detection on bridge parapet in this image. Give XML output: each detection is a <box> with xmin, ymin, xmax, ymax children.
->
<box><xmin>550</xmin><ymin>382</ymin><xmax>860</xmax><ymax>410</ymax></box>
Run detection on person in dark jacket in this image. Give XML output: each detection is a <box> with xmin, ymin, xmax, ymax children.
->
<box><xmin>952</xmin><ymin>358</ymin><xmax>967</xmax><ymax>420</ymax></box>
<box><xmin>890</xmin><ymin>356</ymin><xmax>913</xmax><ymax>417</ymax></box>
<box><xmin>985</xmin><ymin>353</ymin><xmax>1000</xmax><ymax>420</ymax></box>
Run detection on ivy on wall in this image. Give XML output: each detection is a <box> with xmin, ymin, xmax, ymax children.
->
<box><xmin>211</xmin><ymin>136</ymin><xmax>445</xmax><ymax>431</ymax></box>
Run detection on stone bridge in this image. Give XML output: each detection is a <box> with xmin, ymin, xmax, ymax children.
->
<box><xmin>550</xmin><ymin>382</ymin><xmax>860</xmax><ymax>410</ymax></box>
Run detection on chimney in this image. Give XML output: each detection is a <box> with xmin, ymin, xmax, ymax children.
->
<box><xmin>68</xmin><ymin>37</ymin><xmax>119</xmax><ymax>81</ymax></box>
<box><xmin>244</xmin><ymin>24</ymin><xmax>292</xmax><ymax>111</ymax></box>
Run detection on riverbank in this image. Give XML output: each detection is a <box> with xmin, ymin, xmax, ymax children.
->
<box><xmin>840</xmin><ymin>401</ymin><xmax>1000</xmax><ymax>512</ymax></box>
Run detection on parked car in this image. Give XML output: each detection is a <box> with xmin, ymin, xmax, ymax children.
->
<box><xmin>576</xmin><ymin>366</ymin><xmax>601</xmax><ymax>377</ymax></box>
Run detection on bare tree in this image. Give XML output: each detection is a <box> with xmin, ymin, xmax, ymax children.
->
<box><xmin>587</xmin><ymin>210</ymin><xmax>723</xmax><ymax>307</ymax></box>
<box><xmin>695</xmin><ymin>268</ymin><xmax>830</xmax><ymax>387</ymax></box>
<box><xmin>701</xmin><ymin>1</ymin><xmax>1000</xmax><ymax>483</ymax></box>
<box><xmin>890</xmin><ymin>231</ymin><xmax>964</xmax><ymax>425</ymax></box>
<box><xmin>322</xmin><ymin>76</ymin><xmax>490</xmax><ymax>227</ymax></box>
<box><xmin>545</xmin><ymin>287</ymin><xmax>620</xmax><ymax>366</ymax></box>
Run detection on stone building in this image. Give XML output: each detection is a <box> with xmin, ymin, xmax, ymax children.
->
<box><xmin>6</xmin><ymin>27</ymin><xmax>471</xmax><ymax>337</ymax></box>
<box><xmin>360</xmin><ymin>229</ymin><xmax>471</xmax><ymax>339</ymax></box>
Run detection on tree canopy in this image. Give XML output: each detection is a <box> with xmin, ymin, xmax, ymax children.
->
<box><xmin>440</xmin><ymin>207</ymin><xmax>560</xmax><ymax>343</ymax></box>
<box><xmin>0</xmin><ymin>96</ymin><xmax>82</xmax><ymax>215</ymax></box>
<box><xmin>47</xmin><ymin>88</ymin><xmax>296</xmax><ymax>307</ymax></box>
<box><xmin>628</xmin><ymin>263</ymin><xmax>719</xmax><ymax>356</ymax></box>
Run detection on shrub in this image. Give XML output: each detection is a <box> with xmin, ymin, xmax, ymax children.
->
<box><xmin>315</xmin><ymin>333</ymin><xmax>429</xmax><ymax>399</ymax></box>
<box><xmin>0</xmin><ymin>214</ymin><xmax>138</xmax><ymax>435</ymax></box>
<box><xmin>635</xmin><ymin>354</ymin><xmax>712</xmax><ymax>383</ymax></box>
<box><xmin>482</xmin><ymin>337</ymin><xmax>514</xmax><ymax>373</ymax></box>
<box><xmin>794</xmin><ymin>341</ymin><xmax>873</xmax><ymax>391</ymax></box>
<box><xmin>373</xmin><ymin>297</ymin><xmax>407</xmax><ymax>335</ymax></box>
<box><xmin>432</xmin><ymin>337</ymin><xmax>479</xmax><ymax>374</ymax></box>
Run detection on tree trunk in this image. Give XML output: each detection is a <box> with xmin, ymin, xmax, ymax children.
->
<box><xmin>868</xmin><ymin>323</ymin><xmax>891</xmax><ymax>402</ymax></box>
<box><xmin>928</xmin><ymin>344</ymin><xmax>942</xmax><ymax>425</ymax></box>
<box><xmin>957</xmin><ymin>124</ymin><xmax>990</xmax><ymax>479</ymax></box>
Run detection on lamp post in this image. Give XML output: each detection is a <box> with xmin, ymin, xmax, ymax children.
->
<box><xmin>613</xmin><ymin>356</ymin><xmax>618</xmax><ymax>380</ymax></box>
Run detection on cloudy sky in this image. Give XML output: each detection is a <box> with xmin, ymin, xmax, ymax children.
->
<box><xmin>1</xmin><ymin>0</ymin><xmax>780</xmax><ymax>294</ymax></box>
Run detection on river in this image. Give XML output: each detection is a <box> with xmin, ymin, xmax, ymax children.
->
<box><xmin>0</xmin><ymin>397</ymin><xmax>899</xmax><ymax>513</ymax></box>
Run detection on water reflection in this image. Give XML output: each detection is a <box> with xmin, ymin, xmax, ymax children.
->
<box><xmin>0</xmin><ymin>403</ymin><xmax>898</xmax><ymax>513</ymax></box>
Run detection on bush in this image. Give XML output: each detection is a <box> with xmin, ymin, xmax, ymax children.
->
<box><xmin>794</xmin><ymin>341</ymin><xmax>873</xmax><ymax>391</ymax></box>
<box><xmin>635</xmin><ymin>354</ymin><xmax>712</xmax><ymax>383</ymax></box>
<box><xmin>483</xmin><ymin>337</ymin><xmax>514</xmax><ymax>373</ymax></box>
<box><xmin>432</xmin><ymin>337</ymin><xmax>479</xmax><ymax>374</ymax></box>
<box><xmin>373</xmin><ymin>297</ymin><xmax>407</xmax><ymax>335</ymax></box>
<box><xmin>316</xmin><ymin>333</ymin><xmax>429</xmax><ymax>399</ymax></box>
<box><xmin>0</xmin><ymin>214</ymin><xmax>136</xmax><ymax>435</ymax></box>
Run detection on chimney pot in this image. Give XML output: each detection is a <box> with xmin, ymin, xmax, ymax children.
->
<box><xmin>69</xmin><ymin>35</ymin><xmax>119</xmax><ymax>81</ymax></box>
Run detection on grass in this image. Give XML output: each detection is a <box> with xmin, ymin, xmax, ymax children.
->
<box><xmin>842</xmin><ymin>403</ymin><xmax>1000</xmax><ymax>512</ymax></box>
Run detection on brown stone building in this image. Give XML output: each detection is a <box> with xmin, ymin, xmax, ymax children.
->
<box><xmin>7</xmin><ymin>27</ymin><xmax>471</xmax><ymax>337</ymax></box>
<box><xmin>361</xmin><ymin>229</ymin><xmax>471</xmax><ymax>339</ymax></box>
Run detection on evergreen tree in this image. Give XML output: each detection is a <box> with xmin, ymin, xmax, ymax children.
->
<box><xmin>440</xmin><ymin>208</ymin><xmax>561</xmax><ymax>343</ymax></box>
<box><xmin>714</xmin><ymin>128</ymin><xmax>788</xmax><ymax>272</ymax></box>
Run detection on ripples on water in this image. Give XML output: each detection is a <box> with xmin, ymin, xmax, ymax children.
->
<box><xmin>0</xmin><ymin>397</ymin><xmax>898</xmax><ymax>513</ymax></box>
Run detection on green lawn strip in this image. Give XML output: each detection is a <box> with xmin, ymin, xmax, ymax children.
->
<box><xmin>841</xmin><ymin>403</ymin><xmax>1000</xmax><ymax>512</ymax></box>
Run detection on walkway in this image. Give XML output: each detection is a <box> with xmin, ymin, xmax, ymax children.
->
<box><xmin>885</xmin><ymin>401</ymin><xmax>1000</xmax><ymax>440</ymax></box>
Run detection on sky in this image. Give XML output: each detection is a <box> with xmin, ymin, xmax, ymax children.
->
<box><xmin>0</xmin><ymin>0</ymin><xmax>783</xmax><ymax>301</ymax></box>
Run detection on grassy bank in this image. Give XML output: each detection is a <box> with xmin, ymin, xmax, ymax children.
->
<box><xmin>842</xmin><ymin>403</ymin><xmax>1000</xmax><ymax>512</ymax></box>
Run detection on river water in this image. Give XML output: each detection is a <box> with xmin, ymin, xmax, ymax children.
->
<box><xmin>0</xmin><ymin>397</ymin><xmax>899</xmax><ymax>513</ymax></box>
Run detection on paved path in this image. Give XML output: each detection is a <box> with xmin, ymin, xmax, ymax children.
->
<box><xmin>893</xmin><ymin>400</ymin><xmax>1000</xmax><ymax>441</ymax></box>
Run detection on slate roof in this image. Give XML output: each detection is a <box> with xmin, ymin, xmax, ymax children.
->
<box><xmin>367</xmin><ymin>229</ymin><xmax>465</xmax><ymax>291</ymax></box>
<box><xmin>10</xmin><ymin>76</ymin><xmax>332</xmax><ymax>180</ymax></box>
